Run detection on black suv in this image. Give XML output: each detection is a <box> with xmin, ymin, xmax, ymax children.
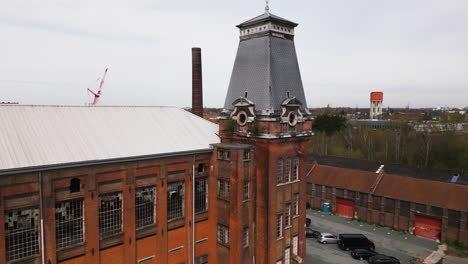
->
<box><xmin>338</xmin><ymin>234</ymin><xmax>375</xmax><ymax>251</ymax></box>
<box><xmin>367</xmin><ymin>255</ymin><xmax>400</xmax><ymax>264</ymax></box>
<box><xmin>351</xmin><ymin>249</ymin><xmax>378</xmax><ymax>260</ymax></box>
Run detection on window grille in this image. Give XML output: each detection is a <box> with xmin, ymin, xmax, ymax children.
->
<box><xmin>399</xmin><ymin>201</ymin><xmax>410</xmax><ymax>217</ymax></box>
<box><xmin>431</xmin><ymin>206</ymin><xmax>443</xmax><ymax>217</ymax></box>
<box><xmin>243</xmin><ymin>181</ymin><xmax>249</xmax><ymax>201</ymax></box>
<box><xmin>99</xmin><ymin>192</ymin><xmax>123</xmax><ymax>239</ymax></box>
<box><xmin>314</xmin><ymin>184</ymin><xmax>322</xmax><ymax>198</ymax></box>
<box><xmin>217</xmin><ymin>224</ymin><xmax>230</xmax><ymax>246</ymax></box>
<box><xmin>292</xmin><ymin>158</ymin><xmax>299</xmax><ymax>181</ymax></box>
<box><xmin>195</xmin><ymin>178</ymin><xmax>208</xmax><ymax>214</ymax></box>
<box><xmin>243</xmin><ymin>150</ymin><xmax>250</xmax><ymax>161</ymax></box>
<box><xmin>415</xmin><ymin>203</ymin><xmax>426</xmax><ymax>213</ymax></box>
<box><xmin>277</xmin><ymin>159</ymin><xmax>283</xmax><ymax>184</ymax></box>
<box><xmin>55</xmin><ymin>199</ymin><xmax>84</xmax><ymax>250</ymax></box>
<box><xmin>325</xmin><ymin>186</ymin><xmax>333</xmax><ymax>200</ymax></box>
<box><xmin>285</xmin><ymin>204</ymin><xmax>291</xmax><ymax>226</ymax></box>
<box><xmin>136</xmin><ymin>186</ymin><xmax>156</xmax><ymax>229</ymax></box>
<box><xmin>217</xmin><ymin>179</ymin><xmax>230</xmax><ymax>201</ymax></box>
<box><xmin>243</xmin><ymin>227</ymin><xmax>249</xmax><ymax>247</ymax></box>
<box><xmin>167</xmin><ymin>182</ymin><xmax>185</xmax><ymax>221</ymax></box>
<box><xmin>276</xmin><ymin>214</ymin><xmax>283</xmax><ymax>238</ymax></box>
<box><xmin>448</xmin><ymin>210</ymin><xmax>461</xmax><ymax>227</ymax></box>
<box><xmin>4</xmin><ymin>208</ymin><xmax>39</xmax><ymax>261</ymax></box>
<box><xmin>359</xmin><ymin>193</ymin><xmax>368</xmax><ymax>207</ymax></box>
<box><xmin>372</xmin><ymin>196</ymin><xmax>381</xmax><ymax>210</ymax></box>
<box><xmin>384</xmin><ymin>198</ymin><xmax>395</xmax><ymax>213</ymax></box>
<box><xmin>285</xmin><ymin>159</ymin><xmax>291</xmax><ymax>182</ymax></box>
<box><xmin>293</xmin><ymin>193</ymin><xmax>299</xmax><ymax>216</ymax></box>
<box><xmin>336</xmin><ymin>188</ymin><xmax>344</xmax><ymax>198</ymax></box>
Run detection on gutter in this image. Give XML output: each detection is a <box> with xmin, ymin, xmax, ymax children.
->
<box><xmin>0</xmin><ymin>148</ymin><xmax>213</xmax><ymax>176</ymax></box>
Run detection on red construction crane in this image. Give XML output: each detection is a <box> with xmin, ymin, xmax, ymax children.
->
<box><xmin>87</xmin><ymin>67</ymin><xmax>109</xmax><ymax>105</ymax></box>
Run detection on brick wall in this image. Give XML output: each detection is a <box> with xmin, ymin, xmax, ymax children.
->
<box><xmin>0</xmin><ymin>153</ymin><xmax>212</xmax><ymax>264</ymax></box>
<box><xmin>308</xmin><ymin>182</ymin><xmax>467</xmax><ymax>245</ymax></box>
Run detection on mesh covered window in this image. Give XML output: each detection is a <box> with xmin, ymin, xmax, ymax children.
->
<box><xmin>306</xmin><ymin>183</ymin><xmax>312</xmax><ymax>195</ymax></box>
<box><xmin>372</xmin><ymin>196</ymin><xmax>381</xmax><ymax>210</ymax></box>
<box><xmin>167</xmin><ymin>182</ymin><xmax>185</xmax><ymax>221</ymax></box>
<box><xmin>325</xmin><ymin>186</ymin><xmax>333</xmax><ymax>200</ymax></box>
<box><xmin>336</xmin><ymin>188</ymin><xmax>344</xmax><ymax>198</ymax></box>
<box><xmin>314</xmin><ymin>185</ymin><xmax>322</xmax><ymax>198</ymax></box>
<box><xmin>384</xmin><ymin>198</ymin><xmax>395</xmax><ymax>213</ymax></box>
<box><xmin>4</xmin><ymin>208</ymin><xmax>39</xmax><ymax>261</ymax></box>
<box><xmin>431</xmin><ymin>206</ymin><xmax>443</xmax><ymax>217</ymax></box>
<box><xmin>195</xmin><ymin>178</ymin><xmax>208</xmax><ymax>214</ymax></box>
<box><xmin>399</xmin><ymin>201</ymin><xmax>410</xmax><ymax>217</ymax></box>
<box><xmin>277</xmin><ymin>159</ymin><xmax>283</xmax><ymax>184</ymax></box>
<box><xmin>136</xmin><ymin>187</ymin><xmax>156</xmax><ymax>228</ymax></box>
<box><xmin>415</xmin><ymin>203</ymin><xmax>426</xmax><ymax>213</ymax></box>
<box><xmin>358</xmin><ymin>193</ymin><xmax>368</xmax><ymax>207</ymax></box>
<box><xmin>448</xmin><ymin>210</ymin><xmax>461</xmax><ymax>228</ymax></box>
<box><xmin>55</xmin><ymin>199</ymin><xmax>84</xmax><ymax>250</ymax></box>
<box><xmin>99</xmin><ymin>192</ymin><xmax>123</xmax><ymax>239</ymax></box>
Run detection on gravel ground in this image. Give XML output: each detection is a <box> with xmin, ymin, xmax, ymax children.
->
<box><xmin>306</xmin><ymin>209</ymin><xmax>439</xmax><ymax>264</ymax></box>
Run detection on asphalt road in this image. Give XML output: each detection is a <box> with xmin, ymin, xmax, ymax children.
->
<box><xmin>305</xmin><ymin>209</ymin><xmax>439</xmax><ymax>264</ymax></box>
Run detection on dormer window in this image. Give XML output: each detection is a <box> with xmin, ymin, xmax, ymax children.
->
<box><xmin>237</xmin><ymin>111</ymin><xmax>248</xmax><ymax>126</ymax></box>
<box><xmin>288</xmin><ymin>112</ymin><xmax>298</xmax><ymax>126</ymax></box>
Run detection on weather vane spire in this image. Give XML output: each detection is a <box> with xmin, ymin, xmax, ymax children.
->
<box><xmin>265</xmin><ymin>0</ymin><xmax>270</xmax><ymax>13</ymax></box>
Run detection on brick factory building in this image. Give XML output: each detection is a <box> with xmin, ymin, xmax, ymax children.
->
<box><xmin>307</xmin><ymin>155</ymin><xmax>468</xmax><ymax>245</ymax></box>
<box><xmin>0</xmin><ymin>6</ymin><xmax>312</xmax><ymax>264</ymax></box>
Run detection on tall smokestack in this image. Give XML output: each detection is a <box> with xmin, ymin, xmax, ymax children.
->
<box><xmin>192</xmin><ymin>47</ymin><xmax>203</xmax><ymax>118</ymax></box>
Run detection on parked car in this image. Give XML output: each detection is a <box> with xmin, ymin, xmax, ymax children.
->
<box><xmin>317</xmin><ymin>233</ymin><xmax>339</xmax><ymax>244</ymax></box>
<box><xmin>367</xmin><ymin>255</ymin><xmax>400</xmax><ymax>264</ymax></box>
<box><xmin>306</xmin><ymin>217</ymin><xmax>311</xmax><ymax>227</ymax></box>
<box><xmin>351</xmin><ymin>249</ymin><xmax>378</xmax><ymax>260</ymax></box>
<box><xmin>306</xmin><ymin>228</ymin><xmax>320</xmax><ymax>238</ymax></box>
<box><xmin>338</xmin><ymin>234</ymin><xmax>375</xmax><ymax>251</ymax></box>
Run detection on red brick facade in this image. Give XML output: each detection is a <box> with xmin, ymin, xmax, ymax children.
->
<box><xmin>0</xmin><ymin>153</ymin><xmax>213</xmax><ymax>264</ymax></box>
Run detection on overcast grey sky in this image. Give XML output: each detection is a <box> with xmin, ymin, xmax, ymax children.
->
<box><xmin>1</xmin><ymin>0</ymin><xmax>467</xmax><ymax>108</ymax></box>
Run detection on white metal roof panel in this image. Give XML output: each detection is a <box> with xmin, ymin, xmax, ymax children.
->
<box><xmin>0</xmin><ymin>105</ymin><xmax>220</xmax><ymax>171</ymax></box>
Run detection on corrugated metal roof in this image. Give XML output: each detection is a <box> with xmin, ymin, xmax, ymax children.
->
<box><xmin>309</xmin><ymin>165</ymin><xmax>378</xmax><ymax>191</ymax></box>
<box><xmin>375</xmin><ymin>173</ymin><xmax>468</xmax><ymax>212</ymax></box>
<box><xmin>311</xmin><ymin>155</ymin><xmax>467</xmax><ymax>185</ymax></box>
<box><xmin>309</xmin><ymin>164</ymin><xmax>468</xmax><ymax>212</ymax></box>
<box><xmin>0</xmin><ymin>105</ymin><xmax>220</xmax><ymax>172</ymax></box>
<box><xmin>224</xmin><ymin>35</ymin><xmax>308</xmax><ymax>113</ymax></box>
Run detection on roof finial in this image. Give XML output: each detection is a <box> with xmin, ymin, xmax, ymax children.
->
<box><xmin>265</xmin><ymin>0</ymin><xmax>270</xmax><ymax>13</ymax></box>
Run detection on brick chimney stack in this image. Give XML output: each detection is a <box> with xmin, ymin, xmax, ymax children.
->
<box><xmin>192</xmin><ymin>47</ymin><xmax>203</xmax><ymax>118</ymax></box>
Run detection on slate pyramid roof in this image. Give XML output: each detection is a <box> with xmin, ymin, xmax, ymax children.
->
<box><xmin>238</xmin><ymin>11</ymin><xmax>298</xmax><ymax>28</ymax></box>
<box><xmin>224</xmin><ymin>13</ymin><xmax>308</xmax><ymax>114</ymax></box>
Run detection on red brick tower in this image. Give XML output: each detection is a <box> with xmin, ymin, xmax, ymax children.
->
<box><xmin>211</xmin><ymin>6</ymin><xmax>313</xmax><ymax>264</ymax></box>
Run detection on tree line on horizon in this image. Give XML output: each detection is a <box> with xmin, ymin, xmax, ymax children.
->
<box><xmin>310</xmin><ymin>114</ymin><xmax>468</xmax><ymax>171</ymax></box>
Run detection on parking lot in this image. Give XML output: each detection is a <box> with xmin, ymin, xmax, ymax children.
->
<box><xmin>306</xmin><ymin>209</ymin><xmax>439</xmax><ymax>264</ymax></box>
